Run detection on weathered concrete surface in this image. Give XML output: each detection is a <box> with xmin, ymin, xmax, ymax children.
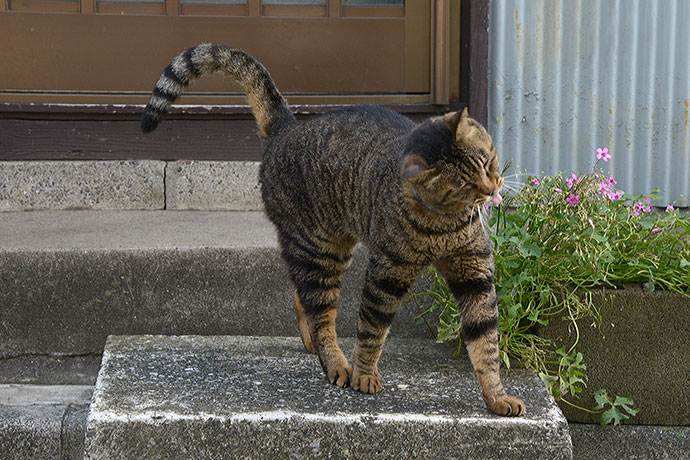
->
<box><xmin>569</xmin><ymin>423</ymin><xmax>690</xmax><ymax>460</ymax></box>
<box><xmin>0</xmin><ymin>161</ymin><xmax>165</xmax><ymax>211</ymax></box>
<box><xmin>539</xmin><ymin>285</ymin><xmax>690</xmax><ymax>425</ymax></box>
<box><xmin>166</xmin><ymin>161</ymin><xmax>263</xmax><ymax>210</ymax></box>
<box><xmin>0</xmin><ymin>211</ymin><xmax>436</xmax><ymax>363</ymax></box>
<box><xmin>84</xmin><ymin>336</ymin><xmax>572</xmax><ymax>460</ymax></box>
<box><xmin>0</xmin><ymin>384</ymin><xmax>92</xmax><ymax>460</ymax></box>
<box><xmin>0</xmin><ymin>355</ymin><xmax>102</xmax><ymax>385</ymax></box>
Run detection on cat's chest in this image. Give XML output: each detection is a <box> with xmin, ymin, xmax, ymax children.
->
<box><xmin>414</xmin><ymin>231</ymin><xmax>471</xmax><ymax>259</ymax></box>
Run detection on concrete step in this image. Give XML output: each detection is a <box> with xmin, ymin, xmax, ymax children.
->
<box><xmin>0</xmin><ymin>384</ymin><xmax>92</xmax><ymax>460</ymax></box>
<box><xmin>83</xmin><ymin>335</ymin><xmax>573</xmax><ymax>460</ymax></box>
<box><xmin>3</xmin><ymin>384</ymin><xmax>686</xmax><ymax>460</ymax></box>
<box><xmin>0</xmin><ymin>211</ymin><xmax>435</xmax><ymax>384</ymax></box>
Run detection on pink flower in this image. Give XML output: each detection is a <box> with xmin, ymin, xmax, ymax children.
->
<box><xmin>530</xmin><ymin>177</ymin><xmax>540</xmax><ymax>186</ymax></box>
<box><xmin>566</xmin><ymin>194</ymin><xmax>580</xmax><ymax>206</ymax></box>
<box><xmin>598</xmin><ymin>182</ymin><xmax>611</xmax><ymax>195</ymax></box>
<box><xmin>666</xmin><ymin>204</ymin><xmax>675</xmax><ymax>213</ymax></box>
<box><xmin>554</xmin><ymin>187</ymin><xmax>562</xmax><ymax>193</ymax></box>
<box><xmin>607</xmin><ymin>176</ymin><xmax>616</xmax><ymax>188</ymax></box>
<box><xmin>632</xmin><ymin>201</ymin><xmax>650</xmax><ymax>216</ymax></box>
<box><xmin>607</xmin><ymin>190</ymin><xmax>622</xmax><ymax>201</ymax></box>
<box><xmin>565</xmin><ymin>173</ymin><xmax>581</xmax><ymax>189</ymax></box>
<box><xmin>596</xmin><ymin>147</ymin><xmax>612</xmax><ymax>162</ymax></box>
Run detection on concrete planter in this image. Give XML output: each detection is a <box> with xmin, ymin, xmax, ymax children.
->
<box><xmin>537</xmin><ymin>285</ymin><xmax>690</xmax><ymax>425</ymax></box>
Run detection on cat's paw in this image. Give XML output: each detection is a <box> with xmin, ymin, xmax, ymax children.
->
<box><xmin>351</xmin><ymin>372</ymin><xmax>382</xmax><ymax>394</ymax></box>
<box><xmin>487</xmin><ymin>395</ymin><xmax>525</xmax><ymax>416</ymax></box>
<box><xmin>326</xmin><ymin>363</ymin><xmax>352</xmax><ymax>388</ymax></box>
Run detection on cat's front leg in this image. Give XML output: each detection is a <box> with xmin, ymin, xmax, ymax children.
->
<box><xmin>351</xmin><ymin>259</ymin><xmax>419</xmax><ymax>394</ymax></box>
<box><xmin>437</xmin><ymin>256</ymin><xmax>526</xmax><ymax>416</ymax></box>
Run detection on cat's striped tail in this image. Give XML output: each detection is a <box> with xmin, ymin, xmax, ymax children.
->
<box><xmin>141</xmin><ymin>43</ymin><xmax>296</xmax><ymax>140</ymax></box>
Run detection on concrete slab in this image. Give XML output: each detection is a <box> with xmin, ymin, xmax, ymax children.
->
<box><xmin>0</xmin><ymin>161</ymin><xmax>165</xmax><ymax>211</ymax></box>
<box><xmin>569</xmin><ymin>423</ymin><xmax>690</xmax><ymax>460</ymax></box>
<box><xmin>0</xmin><ymin>210</ymin><xmax>275</xmax><ymax>251</ymax></box>
<box><xmin>166</xmin><ymin>161</ymin><xmax>263</xmax><ymax>211</ymax></box>
<box><xmin>0</xmin><ymin>384</ymin><xmax>92</xmax><ymax>460</ymax></box>
<box><xmin>0</xmin><ymin>211</ymin><xmax>435</xmax><ymax>363</ymax></box>
<box><xmin>84</xmin><ymin>335</ymin><xmax>572</xmax><ymax>460</ymax></box>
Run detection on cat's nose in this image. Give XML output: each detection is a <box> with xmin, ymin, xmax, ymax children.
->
<box><xmin>478</xmin><ymin>177</ymin><xmax>496</xmax><ymax>196</ymax></box>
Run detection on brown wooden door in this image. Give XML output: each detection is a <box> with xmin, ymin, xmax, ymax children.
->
<box><xmin>0</xmin><ymin>0</ymin><xmax>436</xmax><ymax>105</ymax></box>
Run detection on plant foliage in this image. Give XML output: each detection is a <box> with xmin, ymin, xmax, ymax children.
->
<box><xmin>410</xmin><ymin>149</ymin><xmax>689</xmax><ymax>425</ymax></box>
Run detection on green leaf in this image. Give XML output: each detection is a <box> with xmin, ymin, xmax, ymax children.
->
<box><xmin>505</xmin><ymin>258</ymin><xmax>520</xmax><ymax>269</ymax></box>
<box><xmin>594</xmin><ymin>390</ymin><xmax>639</xmax><ymax>426</ymax></box>
<box><xmin>613</xmin><ymin>396</ymin><xmax>640</xmax><ymax>417</ymax></box>
<box><xmin>593</xmin><ymin>389</ymin><xmax>611</xmax><ymax>410</ymax></box>
<box><xmin>638</xmin><ymin>217</ymin><xmax>655</xmax><ymax>229</ymax></box>
<box><xmin>591</xmin><ymin>232</ymin><xmax>608</xmax><ymax>243</ymax></box>
<box><xmin>680</xmin><ymin>258</ymin><xmax>690</xmax><ymax>268</ymax></box>
<box><xmin>600</xmin><ymin>405</ymin><xmax>629</xmax><ymax>427</ymax></box>
<box><xmin>500</xmin><ymin>350</ymin><xmax>511</xmax><ymax>369</ymax></box>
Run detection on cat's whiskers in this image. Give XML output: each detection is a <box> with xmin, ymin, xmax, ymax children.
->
<box><xmin>501</xmin><ymin>179</ymin><xmax>523</xmax><ymax>188</ymax></box>
<box><xmin>501</xmin><ymin>184</ymin><xmax>521</xmax><ymax>194</ymax></box>
<box><xmin>478</xmin><ymin>203</ymin><xmax>489</xmax><ymax>228</ymax></box>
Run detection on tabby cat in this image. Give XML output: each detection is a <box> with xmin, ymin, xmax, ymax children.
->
<box><xmin>142</xmin><ymin>44</ymin><xmax>525</xmax><ymax>416</ymax></box>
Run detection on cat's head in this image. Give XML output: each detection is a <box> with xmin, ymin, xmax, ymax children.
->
<box><xmin>401</xmin><ymin>107</ymin><xmax>503</xmax><ymax>215</ymax></box>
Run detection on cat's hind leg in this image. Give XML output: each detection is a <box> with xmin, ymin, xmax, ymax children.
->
<box><xmin>279</xmin><ymin>230</ymin><xmax>356</xmax><ymax>388</ymax></box>
<box><xmin>294</xmin><ymin>289</ymin><xmax>315</xmax><ymax>354</ymax></box>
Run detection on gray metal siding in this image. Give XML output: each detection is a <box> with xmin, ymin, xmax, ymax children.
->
<box><xmin>489</xmin><ymin>0</ymin><xmax>690</xmax><ymax>206</ymax></box>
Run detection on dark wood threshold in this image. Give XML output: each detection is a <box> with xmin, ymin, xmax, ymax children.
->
<box><xmin>0</xmin><ymin>102</ymin><xmax>462</xmax><ymax>161</ymax></box>
<box><xmin>0</xmin><ymin>102</ymin><xmax>457</xmax><ymax>119</ymax></box>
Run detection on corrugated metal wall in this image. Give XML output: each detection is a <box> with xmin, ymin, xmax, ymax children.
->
<box><xmin>489</xmin><ymin>0</ymin><xmax>690</xmax><ymax>207</ymax></box>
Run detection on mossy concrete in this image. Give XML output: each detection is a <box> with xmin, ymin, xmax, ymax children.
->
<box><xmin>83</xmin><ymin>335</ymin><xmax>572</xmax><ymax>460</ymax></box>
<box><xmin>538</xmin><ymin>285</ymin><xmax>690</xmax><ymax>425</ymax></box>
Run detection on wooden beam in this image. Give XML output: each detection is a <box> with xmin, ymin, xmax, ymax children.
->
<box><xmin>80</xmin><ymin>0</ymin><xmax>94</xmax><ymax>14</ymax></box>
<box><xmin>166</xmin><ymin>0</ymin><xmax>179</xmax><ymax>16</ymax></box>
<box><xmin>247</xmin><ymin>0</ymin><xmax>260</xmax><ymax>17</ymax></box>
<box><xmin>431</xmin><ymin>0</ymin><xmax>450</xmax><ymax>105</ymax></box>
<box><xmin>328</xmin><ymin>0</ymin><xmax>341</xmax><ymax>18</ymax></box>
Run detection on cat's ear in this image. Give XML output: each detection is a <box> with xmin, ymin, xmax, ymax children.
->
<box><xmin>401</xmin><ymin>155</ymin><xmax>429</xmax><ymax>180</ymax></box>
<box><xmin>442</xmin><ymin>107</ymin><xmax>471</xmax><ymax>140</ymax></box>
<box><xmin>441</xmin><ymin>111</ymin><xmax>462</xmax><ymax>134</ymax></box>
<box><xmin>454</xmin><ymin>107</ymin><xmax>473</xmax><ymax>141</ymax></box>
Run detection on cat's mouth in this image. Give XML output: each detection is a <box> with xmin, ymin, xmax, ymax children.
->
<box><xmin>490</xmin><ymin>191</ymin><xmax>503</xmax><ymax>205</ymax></box>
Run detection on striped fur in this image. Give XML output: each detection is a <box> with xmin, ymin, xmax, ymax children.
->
<box><xmin>141</xmin><ymin>46</ymin><xmax>524</xmax><ymax>416</ymax></box>
<box><xmin>141</xmin><ymin>43</ymin><xmax>295</xmax><ymax>139</ymax></box>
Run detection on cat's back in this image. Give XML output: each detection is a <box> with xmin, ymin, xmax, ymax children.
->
<box><xmin>260</xmin><ymin>105</ymin><xmax>414</xmax><ymax>236</ymax></box>
<box><xmin>269</xmin><ymin>104</ymin><xmax>413</xmax><ymax>155</ymax></box>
